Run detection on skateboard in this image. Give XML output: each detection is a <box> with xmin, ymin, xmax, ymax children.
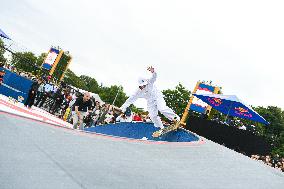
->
<box><xmin>152</xmin><ymin>121</ymin><xmax>184</xmax><ymax>138</ymax></box>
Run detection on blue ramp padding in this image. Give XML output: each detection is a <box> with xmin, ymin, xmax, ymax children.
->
<box><xmin>84</xmin><ymin>122</ymin><xmax>199</xmax><ymax>142</ymax></box>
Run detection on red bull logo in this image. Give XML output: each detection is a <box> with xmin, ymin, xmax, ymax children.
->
<box><xmin>207</xmin><ymin>97</ymin><xmax>222</xmax><ymax>106</ymax></box>
<box><xmin>234</xmin><ymin>107</ymin><xmax>252</xmax><ymax>118</ymax></box>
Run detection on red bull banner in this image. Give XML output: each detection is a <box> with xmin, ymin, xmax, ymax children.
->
<box><xmin>190</xmin><ymin>82</ymin><xmax>219</xmax><ymax>113</ymax></box>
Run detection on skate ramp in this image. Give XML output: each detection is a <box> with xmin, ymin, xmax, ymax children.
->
<box><xmin>85</xmin><ymin>122</ymin><xmax>199</xmax><ymax>142</ymax></box>
<box><xmin>1</xmin><ymin>112</ymin><xmax>283</xmax><ymax>189</ymax></box>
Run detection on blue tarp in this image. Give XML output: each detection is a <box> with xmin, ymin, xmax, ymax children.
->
<box><xmin>0</xmin><ymin>28</ymin><xmax>11</xmax><ymax>40</ymax></box>
<box><xmin>0</xmin><ymin>68</ymin><xmax>33</xmax><ymax>103</ymax></box>
<box><xmin>193</xmin><ymin>93</ymin><xmax>269</xmax><ymax>125</ymax></box>
<box><xmin>85</xmin><ymin>122</ymin><xmax>199</xmax><ymax>142</ymax></box>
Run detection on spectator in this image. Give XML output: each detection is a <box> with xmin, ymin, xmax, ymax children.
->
<box><xmin>35</xmin><ymin>80</ymin><xmax>45</xmax><ymax>102</ymax></box>
<box><xmin>133</xmin><ymin>112</ymin><xmax>142</xmax><ymax>122</ymax></box>
<box><xmin>104</xmin><ymin>110</ymin><xmax>115</xmax><ymax>124</ymax></box>
<box><xmin>85</xmin><ymin>101</ymin><xmax>102</xmax><ymax>127</ymax></box>
<box><xmin>97</xmin><ymin>103</ymin><xmax>111</xmax><ymax>125</ymax></box>
<box><xmin>35</xmin><ymin>81</ymin><xmax>54</xmax><ymax>108</ymax></box>
<box><xmin>124</xmin><ymin>107</ymin><xmax>133</xmax><ymax>122</ymax></box>
<box><xmin>89</xmin><ymin>108</ymin><xmax>101</xmax><ymax>127</ymax></box>
<box><xmin>250</xmin><ymin>154</ymin><xmax>283</xmax><ymax>172</ymax></box>
<box><xmin>72</xmin><ymin>92</ymin><xmax>93</xmax><ymax>130</ymax></box>
<box><xmin>116</xmin><ymin>113</ymin><xmax>128</xmax><ymax>122</ymax></box>
<box><xmin>144</xmin><ymin>115</ymin><xmax>152</xmax><ymax>123</ymax></box>
<box><xmin>60</xmin><ymin>90</ymin><xmax>72</xmax><ymax>118</ymax></box>
<box><xmin>24</xmin><ymin>79</ymin><xmax>42</xmax><ymax>108</ymax></box>
<box><xmin>0</xmin><ymin>68</ymin><xmax>5</xmax><ymax>85</ymax></box>
<box><xmin>49</xmin><ymin>88</ymin><xmax>65</xmax><ymax>114</ymax></box>
<box><xmin>200</xmin><ymin>110</ymin><xmax>209</xmax><ymax>120</ymax></box>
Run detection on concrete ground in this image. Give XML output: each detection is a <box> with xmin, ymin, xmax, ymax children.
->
<box><xmin>0</xmin><ymin>111</ymin><xmax>283</xmax><ymax>189</ymax></box>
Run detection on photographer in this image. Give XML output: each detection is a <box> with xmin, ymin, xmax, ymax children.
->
<box><xmin>72</xmin><ymin>92</ymin><xmax>93</xmax><ymax>130</ymax></box>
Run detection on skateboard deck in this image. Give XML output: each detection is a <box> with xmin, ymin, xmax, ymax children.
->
<box><xmin>152</xmin><ymin>121</ymin><xmax>183</xmax><ymax>138</ymax></box>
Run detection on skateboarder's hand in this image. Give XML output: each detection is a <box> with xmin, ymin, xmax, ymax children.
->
<box><xmin>147</xmin><ymin>66</ymin><xmax>154</xmax><ymax>73</ymax></box>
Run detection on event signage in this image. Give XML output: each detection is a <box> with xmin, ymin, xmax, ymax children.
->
<box><xmin>42</xmin><ymin>48</ymin><xmax>60</xmax><ymax>70</ymax></box>
<box><xmin>190</xmin><ymin>83</ymin><xmax>218</xmax><ymax>113</ymax></box>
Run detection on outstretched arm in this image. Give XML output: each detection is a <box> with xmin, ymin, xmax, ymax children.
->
<box><xmin>147</xmin><ymin>66</ymin><xmax>157</xmax><ymax>85</ymax></box>
<box><xmin>120</xmin><ymin>89</ymin><xmax>140</xmax><ymax>112</ymax></box>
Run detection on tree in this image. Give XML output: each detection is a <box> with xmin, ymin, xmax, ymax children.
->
<box><xmin>253</xmin><ymin>106</ymin><xmax>284</xmax><ymax>156</ymax></box>
<box><xmin>79</xmin><ymin>75</ymin><xmax>100</xmax><ymax>93</ymax></box>
<box><xmin>129</xmin><ymin>104</ymin><xmax>145</xmax><ymax>113</ymax></box>
<box><xmin>64</xmin><ymin>69</ymin><xmax>88</xmax><ymax>90</ymax></box>
<box><xmin>36</xmin><ymin>53</ymin><xmax>47</xmax><ymax>67</ymax></box>
<box><xmin>162</xmin><ymin>83</ymin><xmax>191</xmax><ymax>117</ymax></box>
<box><xmin>0</xmin><ymin>38</ymin><xmax>6</xmax><ymax>63</ymax></box>
<box><xmin>98</xmin><ymin>85</ymin><xmax>128</xmax><ymax>107</ymax></box>
<box><xmin>11</xmin><ymin>52</ymin><xmax>38</xmax><ymax>74</ymax></box>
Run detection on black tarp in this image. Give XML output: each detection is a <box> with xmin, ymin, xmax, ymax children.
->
<box><xmin>186</xmin><ymin>116</ymin><xmax>271</xmax><ymax>156</ymax></box>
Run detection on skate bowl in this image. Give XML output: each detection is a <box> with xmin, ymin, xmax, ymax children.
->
<box><xmin>84</xmin><ymin>122</ymin><xmax>200</xmax><ymax>143</ymax></box>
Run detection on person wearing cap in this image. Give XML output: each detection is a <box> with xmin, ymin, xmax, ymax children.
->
<box><xmin>119</xmin><ymin>66</ymin><xmax>180</xmax><ymax>130</ymax></box>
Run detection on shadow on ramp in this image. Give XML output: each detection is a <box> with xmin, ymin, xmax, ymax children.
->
<box><xmin>84</xmin><ymin>122</ymin><xmax>199</xmax><ymax>142</ymax></box>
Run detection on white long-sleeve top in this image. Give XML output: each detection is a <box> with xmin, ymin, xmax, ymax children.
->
<box><xmin>120</xmin><ymin>72</ymin><xmax>163</xmax><ymax>112</ymax></box>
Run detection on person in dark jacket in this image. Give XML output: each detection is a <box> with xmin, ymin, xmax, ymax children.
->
<box><xmin>24</xmin><ymin>79</ymin><xmax>42</xmax><ymax>108</ymax></box>
<box><xmin>49</xmin><ymin>88</ymin><xmax>65</xmax><ymax>114</ymax></box>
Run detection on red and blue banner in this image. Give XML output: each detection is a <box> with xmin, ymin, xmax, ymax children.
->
<box><xmin>190</xmin><ymin>83</ymin><xmax>217</xmax><ymax>113</ymax></box>
<box><xmin>193</xmin><ymin>93</ymin><xmax>269</xmax><ymax>125</ymax></box>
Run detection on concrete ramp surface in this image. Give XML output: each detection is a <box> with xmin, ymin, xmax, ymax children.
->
<box><xmin>0</xmin><ymin>112</ymin><xmax>283</xmax><ymax>189</ymax></box>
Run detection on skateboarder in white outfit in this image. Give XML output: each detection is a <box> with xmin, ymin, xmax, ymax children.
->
<box><xmin>120</xmin><ymin>66</ymin><xmax>180</xmax><ymax>130</ymax></box>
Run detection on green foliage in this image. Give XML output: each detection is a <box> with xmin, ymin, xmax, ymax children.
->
<box><xmin>129</xmin><ymin>104</ymin><xmax>145</xmax><ymax>113</ymax></box>
<box><xmin>63</xmin><ymin>70</ymin><xmax>127</xmax><ymax>107</ymax></box>
<box><xmin>0</xmin><ymin>39</ymin><xmax>6</xmax><ymax>63</ymax></box>
<box><xmin>64</xmin><ymin>69</ymin><xmax>88</xmax><ymax>90</ymax></box>
<box><xmin>52</xmin><ymin>53</ymin><xmax>71</xmax><ymax>82</ymax></box>
<box><xmin>11</xmin><ymin>52</ymin><xmax>39</xmax><ymax>74</ymax></box>
<box><xmin>36</xmin><ymin>53</ymin><xmax>47</xmax><ymax>67</ymax></box>
<box><xmin>79</xmin><ymin>75</ymin><xmax>100</xmax><ymax>93</ymax></box>
<box><xmin>98</xmin><ymin>85</ymin><xmax>128</xmax><ymax>107</ymax></box>
<box><xmin>253</xmin><ymin>106</ymin><xmax>284</xmax><ymax>156</ymax></box>
<box><xmin>162</xmin><ymin>83</ymin><xmax>191</xmax><ymax>117</ymax></box>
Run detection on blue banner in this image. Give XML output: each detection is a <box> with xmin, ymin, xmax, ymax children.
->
<box><xmin>0</xmin><ymin>28</ymin><xmax>11</xmax><ymax>40</ymax></box>
<box><xmin>193</xmin><ymin>93</ymin><xmax>269</xmax><ymax>125</ymax></box>
<box><xmin>0</xmin><ymin>68</ymin><xmax>33</xmax><ymax>103</ymax></box>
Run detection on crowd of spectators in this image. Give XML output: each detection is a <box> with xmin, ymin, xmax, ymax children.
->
<box><xmin>1</xmin><ymin>62</ymin><xmax>159</xmax><ymax>130</ymax></box>
<box><xmin>251</xmin><ymin>154</ymin><xmax>284</xmax><ymax>172</ymax></box>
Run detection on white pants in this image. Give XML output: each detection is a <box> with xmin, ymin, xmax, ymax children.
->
<box><xmin>147</xmin><ymin>97</ymin><xmax>180</xmax><ymax>129</ymax></box>
<box><xmin>72</xmin><ymin>111</ymin><xmax>87</xmax><ymax>130</ymax></box>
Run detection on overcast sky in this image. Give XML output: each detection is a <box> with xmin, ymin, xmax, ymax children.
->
<box><xmin>1</xmin><ymin>0</ymin><xmax>283</xmax><ymax>109</ymax></box>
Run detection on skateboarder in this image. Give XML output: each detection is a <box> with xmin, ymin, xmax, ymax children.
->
<box><xmin>119</xmin><ymin>66</ymin><xmax>180</xmax><ymax>133</ymax></box>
